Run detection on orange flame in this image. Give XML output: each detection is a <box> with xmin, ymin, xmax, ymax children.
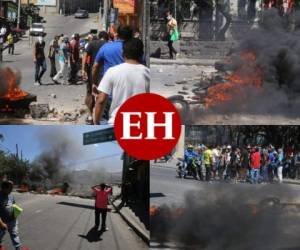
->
<box><xmin>0</xmin><ymin>67</ymin><xmax>28</xmax><ymax>101</ymax></box>
<box><xmin>204</xmin><ymin>51</ymin><xmax>263</xmax><ymax>108</ymax></box>
<box><xmin>150</xmin><ymin>206</ymin><xmax>185</xmax><ymax>219</ymax></box>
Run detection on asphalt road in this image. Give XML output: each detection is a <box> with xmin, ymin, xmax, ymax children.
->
<box><xmin>150</xmin><ymin>165</ymin><xmax>300</xmax><ymax>206</ymax></box>
<box><xmin>2</xmin><ymin>193</ymin><xmax>147</xmax><ymax>250</ymax></box>
<box><xmin>150</xmin><ymin>165</ymin><xmax>300</xmax><ymax>249</ymax></box>
<box><xmin>2</xmin><ymin>14</ymin><xmax>98</xmax><ymax>121</ymax></box>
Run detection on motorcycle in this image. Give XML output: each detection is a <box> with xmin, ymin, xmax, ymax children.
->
<box><xmin>177</xmin><ymin>158</ymin><xmax>199</xmax><ymax>180</ymax></box>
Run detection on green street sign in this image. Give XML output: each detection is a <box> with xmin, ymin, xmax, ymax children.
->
<box><xmin>83</xmin><ymin>127</ymin><xmax>115</xmax><ymax>145</ymax></box>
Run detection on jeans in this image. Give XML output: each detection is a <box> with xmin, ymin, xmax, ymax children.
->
<box><xmin>205</xmin><ymin>165</ymin><xmax>211</xmax><ymax>181</ymax></box>
<box><xmin>167</xmin><ymin>40</ymin><xmax>177</xmax><ymax>59</ymax></box>
<box><xmin>8</xmin><ymin>44</ymin><xmax>14</xmax><ymax>55</ymax></box>
<box><xmin>251</xmin><ymin>169</ymin><xmax>259</xmax><ymax>184</ymax></box>
<box><xmin>35</xmin><ymin>58</ymin><xmax>47</xmax><ymax>82</ymax></box>
<box><xmin>95</xmin><ymin>207</ymin><xmax>107</xmax><ymax>229</ymax></box>
<box><xmin>277</xmin><ymin>166</ymin><xmax>283</xmax><ymax>183</ymax></box>
<box><xmin>49</xmin><ymin>57</ymin><xmax>57</xmax><ymax>77</ymax></box>
<box><xmin>0</xmin><ymin>220</ymin><xmax>21</xmax><ymax>249</ymax></box>
<box><xmin>69</xmin><ymin>61</ymin><xmax>79</xmax><ymax>83</ymax></box>
<box><xmin>53</xmin><ymin>60</ymin><xmax>68</xmax><ymax>84</ymax></box>
<box><xmin>262</xmin><ymin>165</ymin><xmax>269</xmax><ymax>182</ymax></box>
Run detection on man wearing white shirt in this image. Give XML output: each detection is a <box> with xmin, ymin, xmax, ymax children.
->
<box><xmin>93</xmin><ymin>38</ymin><xmax>150</xmax><ymax>125</ymax></box>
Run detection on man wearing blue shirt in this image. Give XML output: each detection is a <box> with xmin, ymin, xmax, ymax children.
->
<box><xmin>92</xmin><ymin>25</ymin><xmax>133</xmax><ymax>86</ymax></box>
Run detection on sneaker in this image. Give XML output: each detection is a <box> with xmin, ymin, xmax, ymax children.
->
<box><xmin>101</xmin><ymin>226</ymin><xmax>108</xmax><ymax>231</ymax></box>
<box><xmin>52</xmin><ymin>78</ymin><xmax>59</xmax><ymax>84</ymax></box>
<box><xmin>34</xmin><ymin>81</ymin><xmax>40</xmax><ymax>86</ymax></box>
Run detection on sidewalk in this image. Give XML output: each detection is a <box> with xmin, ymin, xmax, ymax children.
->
<box><xmin>111</xmin><ymin>186</ymin><xmax>149</xmax><ymax>244</ymax></box>
<box><xmin>150</xmin><ymin>57</ymin><xmax>218</xmax><ymax>66</ymax></box>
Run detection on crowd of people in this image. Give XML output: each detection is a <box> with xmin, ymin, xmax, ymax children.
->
<box><xmin>32</xmin><ymin>25</ymin><xmax>150</xmax><ymax>124</ymax></box>
<box><xmin>182</xmin><ymin>144</ymin><xmax>300</xmax><ymax>184</ymax></box>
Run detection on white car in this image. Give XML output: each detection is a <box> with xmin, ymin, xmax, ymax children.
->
<box><xmin>29</xmin><ymin>23</ymin><xmax>45</xmax><ymax>36</ymax></box>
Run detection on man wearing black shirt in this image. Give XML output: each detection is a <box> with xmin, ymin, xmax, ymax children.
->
<box><xmin>33</xmin><ymin>36</ymin><xmax>47</xmax><ymax>85</ymax></box>
<box><xmin>82</xmin><ymin>31</ymin><xmax>108</xmax><ymax>122</ymax></box>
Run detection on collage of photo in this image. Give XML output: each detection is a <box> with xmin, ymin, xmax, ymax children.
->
<box><xmin>1</xmin><ymin>0</ymin><xmax>300</xmax><ymax>249</ymax></box>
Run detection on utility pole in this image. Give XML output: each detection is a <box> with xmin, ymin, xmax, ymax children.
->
<box><xmin>17</xmin><ymin>0</ymin><xmax>21</xmax><ymax>29</ymax></box>
<box><xmin>16</xmin><ymin>144</ymin><xmax>19</xmax><ymax>160</ymax></box>
<box><xmin>174</xmin><ymin>0</ymin><xmax>177</xmax><ymax>19</ymax></box>
<box><xmin>102</xmin><ymin>0</ymin><xmax>108</xmax><ymax>31</ymax></box>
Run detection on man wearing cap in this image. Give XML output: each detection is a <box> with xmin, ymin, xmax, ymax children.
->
<box><xmin>91</xmin><ymin>183</ymin><xmax>112</xmax><ymax>231</ymax></box>
<box><xmin>0</xmin><ymin>181</ymin><xmax>22</xmax><ymax>250</ymax></box>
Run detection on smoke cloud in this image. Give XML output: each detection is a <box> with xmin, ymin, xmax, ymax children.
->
<box><xmin>27</xmin><ymin>128</ymin><xmax>121</xmax><ymax>194</ymax></box>
<box><xmin>151</xmin><ymin>184</ymin><xmax>300</xmax><ymax>249</ymax></box>
<box><xmin>193</xmin><ymin>10</ymin><xmax>300</xmax><ymax>118</ymax></box>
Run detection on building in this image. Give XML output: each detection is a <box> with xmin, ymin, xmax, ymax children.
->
<box><xmin>1</xmin><ymin>0</ymin><xmax>18</xmax><ymax>22</ymax></box>
<box><xmin>102</xmin><ymin>0</ymin><xmax>149</xmax><ymax>65</ymax></box>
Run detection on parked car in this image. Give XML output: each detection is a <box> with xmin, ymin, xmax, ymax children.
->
<box><xmin>29</xmin><ymin>23</ymin><xmax>45</xmax><ymax>36</ymax></box>
<box><xmin>74</xmin><ymin>9</ymin><xmax>89</xmax><ymax>18</ymax></box>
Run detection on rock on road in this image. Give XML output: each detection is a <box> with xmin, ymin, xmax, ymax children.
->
<box><xmin>2</xmin><ymin>14</ymin><xmax>98</xmax><ymax>121</ymax></box>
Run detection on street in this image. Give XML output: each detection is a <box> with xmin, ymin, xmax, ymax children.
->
<box><xmin>2</xmin><ymin>14</ymin><xmax>98</xmax><ymax>123</ymax></box>
<box><xmin>151</xmin><ymin>60</ymin><xmax>300</xmax><ymax>125</ymax></box>
<box><xmin>150</xmin><ymin>165</ymin><xmax>300</xmax><ymax>250</ymax></box>
<box><xmin>2</xmin><ymin>193</ymin><xmax>147</xmax><ymax>250</ymax></box>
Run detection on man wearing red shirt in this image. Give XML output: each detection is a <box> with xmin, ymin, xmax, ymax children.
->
<box><xmin>69</xmin><ymin>33</ymin><xmax>80</xmax><ymax>84</ymax></box>
<box><xmin>91</xmin><ymin>183</ymin><xmax>112</xmax><ymax>231</ymax></box>
<box><xmin>250</xmin><ymin>147</ymin><xmax>261</xmax><ymax>184</ymax></box>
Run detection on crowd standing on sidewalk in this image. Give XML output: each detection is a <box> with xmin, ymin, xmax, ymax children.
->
<box><xmin>180</xmin><ymin>144</ymin><xmax>300</xmax><ymax>184</ymax></box>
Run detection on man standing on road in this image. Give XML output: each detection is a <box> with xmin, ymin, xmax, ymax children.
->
<box><xmin>48</xmin><ymin>36</ymin><xmax>59</xmax><ymax>78</ymax></box>
<box><xmin>250</xmin><ymin>147</ymin><xmax>261</xmax><ymax>184</ymax></box>
<box><xmin>69</xmin><ymin>33</ymin><xmax>80</xmax><ymax>84</ymax></box>
<box><xmin>93</xmin><ymin>38</ymin><xmax>150</xmax><ymax>125</ymax></box>
<box><xmin>53</xmin><ymin>36</ymin><xmax>69</xmax><ymax>85</ymax></box>
<box><xmin>91</xmin><ymin>183</ymin><xmax>112</xmax><ymax>231</ymax></box>
<box><xmin>7</xmin><ymin>33</ymin><xmax>14</xmax><ymax>55</ymax></box>
<box><xmin>33</xmin><ymin>36</ymin><xmax>47</xmax><ymax>85</ymax></box>
<box><xmin>0</xmin><ymin>181</ymin><xmax>22</xmax><ymax>250</ymax></box>
<box><xmin>82</xmin><ymin>31</ymin><xmax>108</xmax><ymax>123</ymax></box>
<box><xmin>203</xmin><ymin>145</ymin><xmax>213</xmax><ymax>182</ymax></box>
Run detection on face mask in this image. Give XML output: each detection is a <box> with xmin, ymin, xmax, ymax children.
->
<box><xmin>167</xmin><ymin>15</ymin><xmax>171</xmax><ymax>20</ymax></box>
<box><xmin>38</xmin><ymin>37</ymin><xmax>43</xmax><ymax>43</ymax></box>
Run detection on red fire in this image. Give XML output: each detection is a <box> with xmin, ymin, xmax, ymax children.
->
<box><xmin>0</xmin><ymin>67</ymin><xmax>28</xmax><ymax>101</ymax></box>
<box><xmin>204</xmin><ymin>51</ymin><xmax>263</xmax><ymax>108</ymax></box>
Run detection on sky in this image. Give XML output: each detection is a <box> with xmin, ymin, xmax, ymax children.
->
<box><xmin>0</xmin><ymin>125</ymin><xmax>123</xmax><ymax>172</ymax></box>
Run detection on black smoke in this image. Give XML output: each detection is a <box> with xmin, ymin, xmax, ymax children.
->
<box><xmin>27</xmin><ymin>128</ymin><xmax>112</xmax><ymax>194</ymax></box>
<box><xmin>151</xmin><ymin>184</ymin><xmax>300</xmax><ymax>250</ymax></box>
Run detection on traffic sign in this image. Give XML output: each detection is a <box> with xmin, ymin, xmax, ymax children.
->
<box><xmin>83</xmin><ymin>127</ymin><xmax>115</xmax><ymax>145</ymax></box>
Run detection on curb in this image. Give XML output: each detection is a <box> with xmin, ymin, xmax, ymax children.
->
<box><xmin>151</xmin><ymin>163</ymin><xmax>177</xmax><ymax>169</ymax></box>
<box><xmin>110</xmin><ymin>199</ymin><xmax>150</xmax><ymax>245</ymax></box>
<box><xmin>150</xmin><ymin>58</ymin><xmax>217</xmax><ymax>66</ymax></box>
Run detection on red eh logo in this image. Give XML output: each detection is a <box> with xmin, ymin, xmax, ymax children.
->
<box><xmin>114</xmin><ymin>93</ymin><xmax>182</xmax><ymax>160</ymax></box>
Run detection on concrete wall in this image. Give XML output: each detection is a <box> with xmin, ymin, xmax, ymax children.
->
<box><xmin>173</xmin><ymin>125</ymin><xmax>185</xmax><ymax>160</ymax></box>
